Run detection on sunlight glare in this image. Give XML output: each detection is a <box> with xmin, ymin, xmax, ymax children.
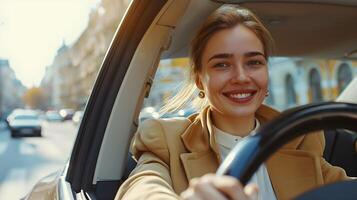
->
<box><xmin>0</xmin><ymin>0</ymin><xmax>101</xmax><ymax>87</ymax></box>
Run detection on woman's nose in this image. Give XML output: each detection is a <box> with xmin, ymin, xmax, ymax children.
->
<box><xmin>231</xmin><ymin>65</ymin><xmax>250</xmax><ymax>83</ymax></box>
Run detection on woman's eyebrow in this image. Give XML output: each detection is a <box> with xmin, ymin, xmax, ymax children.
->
<box><xmin>208</xmin><ymin>52</ymin><xmax>265</xmax><ymax>62</ymax></box>
<box><xmin>244</xmin><ymin>51</ymin><xmax>266</xmax><ymax>58</ymax></box>
<box><xmin>208</xmin><ymin>53</ymin><xmax>233</xmax><ymax>62</ymax></box>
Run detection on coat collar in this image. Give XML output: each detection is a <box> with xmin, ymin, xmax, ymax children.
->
<box><xmin>179</xmin><ymin>106</ymin><xmax>219</xmax><ymax>180</ymax></box>
<box><xmin>181</xmin><ymin>104</ymin><xmax>307</xmax><ymax>154</ymax></box>
<box><xmin>180</xmin><ymin>106</ymin><xmax>220</xmax><ymax>160</ymax></box>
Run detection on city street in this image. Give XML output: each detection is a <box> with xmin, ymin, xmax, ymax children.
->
<box><xmin>0</xmin><ymin>120</ymin><xmax>78</xmax><ymax>200</ymax></box>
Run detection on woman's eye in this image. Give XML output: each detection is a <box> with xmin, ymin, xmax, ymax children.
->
<box><xmin>247</xmin><ymin>60</ymin><xmax>264</xmax><ymax>66</ymax></box>
<box><xmin>214</xmin><ymin>62</ymin><xmax>230</xmax><ymax>68</ymax></box>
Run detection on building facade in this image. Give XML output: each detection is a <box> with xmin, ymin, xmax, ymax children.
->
<box><xmin>41</xmin><ymin>0</ymin><xmax>131</xmax><ymax>110</ymax></box>
<box><xmin>268</xmin><ymin>58</ymin><xmax>357</xmax><ymax>110</ymax></box>
<box><xmin>0</xmin><ymin>59</ymin><xmax>26</xmax><ymax>117</ymax></box>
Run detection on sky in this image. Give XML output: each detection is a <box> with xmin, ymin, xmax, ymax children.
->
<box><xmin>0</xmin><ymin>0</ymin><xmax>101</xmax><ymax>88</ymax></box>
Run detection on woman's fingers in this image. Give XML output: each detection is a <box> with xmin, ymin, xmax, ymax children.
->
<box><xmin>181</xmin><ymin>176</ymin><xmax>228</xmax><ymax>200</ymax></box>
<box><xmin>244</xmin><ymin>184</ymin><xmax>259</xmax><ymax>200</ymax></box>
<box><xmin>204</xmin><ymin>174</ymin><xmax>256</xmax><ymax>200</ymax></box>
<box><xmin>180</xmin><ymin>188</ymin><xmax>204</xmax><ymax>200</ymax></box>
<box><xmin>202</xmin><ymin>174</ymin><xmax>242</xmax><ymax>200</ymax></box>
<box><xmin>194</xmin><ymin>179</ymin><xmax>229</xmax><ymax>200</ymax></box>
<box><xmin>180</xmin><ymin>174</ymin><xmax>259</xmax><ymax>200</ymax></box>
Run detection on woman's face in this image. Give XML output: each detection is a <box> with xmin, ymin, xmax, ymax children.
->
<box><xmin>197</xmin><ymin>25</ymin><xmax>268</xmax><ymax>118</ymax></box>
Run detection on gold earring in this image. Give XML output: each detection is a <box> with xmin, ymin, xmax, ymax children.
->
<box><xmin>198</xmin><ymin>90</ymin><xmax>205</xmax><ymax>98</ymax></box>
<box><xmin>265</xmin><ymin>90</ymin><xmax>270</xmax><ymax>97</ymax></box>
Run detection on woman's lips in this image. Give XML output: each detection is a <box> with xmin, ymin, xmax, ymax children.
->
<box><xmin>222</xmin><ymin>90</ymin><xmax>257</xmax><ymax>104</ymax></box>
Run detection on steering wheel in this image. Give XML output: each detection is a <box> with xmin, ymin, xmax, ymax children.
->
<box><xmin>216</xmin><ymin>102</ymin><xmax>357</xmax><ymax>200</ymax></box>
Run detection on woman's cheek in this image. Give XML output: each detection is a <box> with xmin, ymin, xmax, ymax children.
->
<box><xmin>254</xmin><ymin>70</ymin><xmax>269</xmax><ymax>88</ymax></box>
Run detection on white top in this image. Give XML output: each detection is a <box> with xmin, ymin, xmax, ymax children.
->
<box><xmin>213</xmin><ymin>119</ymin><xmax>277</xmax><ymax>200</ymax></box>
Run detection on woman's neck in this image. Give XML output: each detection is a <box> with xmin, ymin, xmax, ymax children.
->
<box><xmin>211</xmin><ymin>111</ymin><xmax>255</xmax><ymax>137</ymax></box>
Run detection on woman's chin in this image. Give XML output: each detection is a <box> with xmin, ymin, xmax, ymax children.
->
<box><xmin>222</xmin><ymin>107</ymin><xmax>257</xmax><ymax>118</ymax></box>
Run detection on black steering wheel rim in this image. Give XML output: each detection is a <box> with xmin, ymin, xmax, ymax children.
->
<box><xmin>216</xmin><ymin>102</ymin><xmax>357</xmax><ymax>186</ymax></box>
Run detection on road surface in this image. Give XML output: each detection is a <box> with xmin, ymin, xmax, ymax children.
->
<box><xmin>0</xmin><ymin>120</ymin><xmax>78</xmax><ymax>200</ymax></box>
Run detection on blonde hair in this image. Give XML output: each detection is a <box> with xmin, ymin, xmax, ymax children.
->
<box><xmin>160</xmin><ymin>5</ymin><xmax>274</xmax><ymax>115</ymax></box>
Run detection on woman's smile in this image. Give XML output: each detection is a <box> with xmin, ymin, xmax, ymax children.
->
<box><xmin>222</xmin><ymin>89</ymin><xmax>257</xmax><ymax>104</ymax></box>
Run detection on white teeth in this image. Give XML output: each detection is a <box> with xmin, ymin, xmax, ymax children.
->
<box><xmin>230</xmin><ymin>93</ymin><xmax>252</xmax><ymax>99</ymax></box>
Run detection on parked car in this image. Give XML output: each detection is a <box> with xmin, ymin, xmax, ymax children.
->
<box><xmin>59</xmin><ymin>109</ymin><xmax>75</xmax><ymax>121</ymax></box>
<box><xmin>45</xmin><ymin>110</ymin><xmax>64</xmax><ymax>122</ymax></box>
<box><xmin>7</xmin><ymin>109</ymin><xmax>42</xmax><ymax>138</ymax></box>
<box><xmin>23</xmin><ymin>1</ymin><xmax>357</xmax><ymax>199</ymax></box>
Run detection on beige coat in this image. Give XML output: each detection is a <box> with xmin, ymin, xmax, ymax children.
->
<box><xmin>116</xmin><ymin>105</ymin><xmax>348</xmax><ymax>200</ymax></box>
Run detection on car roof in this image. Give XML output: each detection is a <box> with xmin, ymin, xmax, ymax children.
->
<box><xmin>161</xmin><ymin>0</ymin><xmax>357</xmax><ymax>59</ymax></box>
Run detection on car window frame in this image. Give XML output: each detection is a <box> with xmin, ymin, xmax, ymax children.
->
<box><xmin>65</xmin><ymin>0</ymin><xmax>167</xmax><ymax>196</ymax></box>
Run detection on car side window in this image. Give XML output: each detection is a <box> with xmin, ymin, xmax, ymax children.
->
<box><xmin>141</xmin><ymin>57</ymin><xmax>356</xmax><ymax>119</ymax></box>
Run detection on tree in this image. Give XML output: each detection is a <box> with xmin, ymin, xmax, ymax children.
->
<box><xmin>23</xmin><ymin>87</ymin><xmax>47</xmax><ymax>110</ymax></box>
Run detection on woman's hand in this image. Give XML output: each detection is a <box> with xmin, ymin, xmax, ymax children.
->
<box><xmin>180</xmin><ymin>174</ymin><xmax>258</xmax><ymax>200</ymax></box>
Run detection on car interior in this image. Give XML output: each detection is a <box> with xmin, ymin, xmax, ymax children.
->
<box><xmin>63</xmin><ymin>0</ymin><xmax>357</xmax><ymax>199</ymax></box>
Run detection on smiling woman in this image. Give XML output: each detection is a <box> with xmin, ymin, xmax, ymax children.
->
<box><xmin>116</xmin><ymin>4</ymin><xmax>351</xmax><ymax>200</ymax></box>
